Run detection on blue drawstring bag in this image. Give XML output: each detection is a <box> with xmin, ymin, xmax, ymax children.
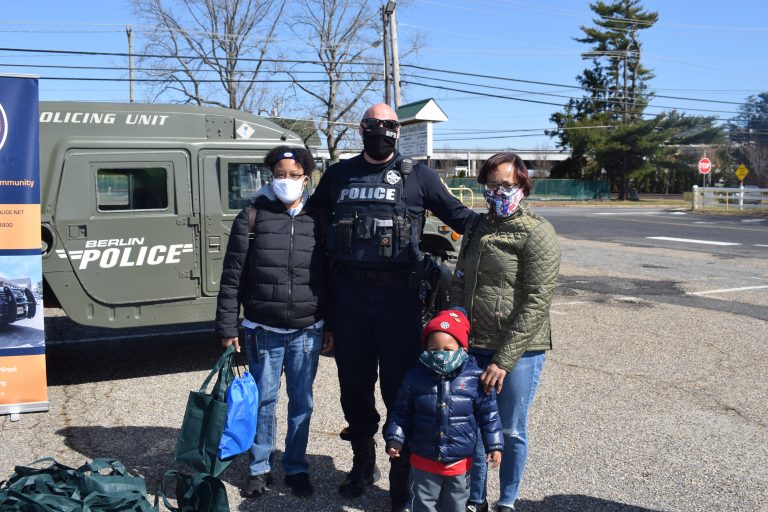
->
<box><xmin>217</xmin><ymin>365</ymin><xmax>258</xmax><ymax>459</ymax></box>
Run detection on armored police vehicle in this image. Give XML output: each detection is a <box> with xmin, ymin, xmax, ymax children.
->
<box><xmin>40</xmin><ymin>102</ymin><xmax>458</xmax><ymax>330</ymax></box>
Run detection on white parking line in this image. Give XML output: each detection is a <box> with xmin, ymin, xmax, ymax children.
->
<box><xmin>552</xmin><ymin>301</ymin><xmax>589</xmax><ymax>306</ymax></box>
<box><xmin>755</xmin><ymin>244</ymin><xmax>768</xmax><ymax>248</ymax></box>
<box><xmin>687</xmin><ymin>285</ymin><xmax>768</xmax><ymax>296</ymax></box>
<box><xmin>646</xmin><ymin>236</ymin><xmax>741</xmax><ymax>246</ymax></box>
<box><xmin>594</xmin><ymin>212</ymin><xmax>663</xmax><ymax>215</ymax></box>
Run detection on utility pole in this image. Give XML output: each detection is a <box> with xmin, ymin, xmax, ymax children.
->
<box><xmin>620</xmin><ymin>41</ymin><xmax>629</xmax><ymax>200</ymax></box>
<box><xmin>386</xmin><ymin>1</ymin><xmax>401</xmax><ymax>109</ymax></box>
<box><xmin>382</xmin><ymin>4</ymin><xmax>392</xmax><ymax>106</ymax></box>
<box><xmin>126</xmin><ymin>25</ymin><xmax>135</xmax><ymax>103</ymax></box>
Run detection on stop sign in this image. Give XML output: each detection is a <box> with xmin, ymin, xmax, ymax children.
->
<box><xmin>698</xmin><ymin>157</ymin><xmax>712</xmax><ymax>174</ymax></box>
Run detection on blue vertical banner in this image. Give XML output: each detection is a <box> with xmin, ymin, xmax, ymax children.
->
<box><xmin>0</xmin><ymin>75</ymin><xmax>48</xmax><ymax>416</ymax></box>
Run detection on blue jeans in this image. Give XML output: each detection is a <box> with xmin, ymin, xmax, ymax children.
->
<box><xmin>469</xmin><ymin>351</ymin><xmax>545</xmax><ymax>508</ymax></box>
<box><xmin>244</xmin><ymin>325</ymin><xmax>322</xmax><ymax>476</ymax></box>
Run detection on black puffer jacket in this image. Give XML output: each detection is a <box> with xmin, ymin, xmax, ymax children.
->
<box><xmin>384</xmin><ymin>355</ymin><xmax>503</xmax><ymax>464</ymax></box>
<box><xmin>215</xmin><ymin>189</ymin><xmax>328</xmax><ymax>338</ymax></box>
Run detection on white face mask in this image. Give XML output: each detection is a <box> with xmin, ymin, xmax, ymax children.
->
<box><xmin>272</xmin><ymin>177</ymin><xmax>305</xmax><ymax>204</ymax></box>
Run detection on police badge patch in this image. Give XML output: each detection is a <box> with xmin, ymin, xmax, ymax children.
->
<box><xmin>385</xmin><ymin>169</ymin><xmax>401</xmax><ymax>185</ymax></box>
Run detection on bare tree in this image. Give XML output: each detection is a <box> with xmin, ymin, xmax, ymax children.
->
<box><xmin>282</xmin><ymin>0</ymin><xmax>383</xmax><ymax>161</ymax></box>
<box><xmin>742</xmin><ymin>142</ymin><xmax>768</xmax><ymax>186</ymax></box>
<box><xmin>530</xmin><ymin>144</ymin><xmax>553</xmax><ymax>174</ymax></box>
<box><xmin>132</xmin><ymin>0</ymin><xmax>286</xmax><ymax>111</ymax></box>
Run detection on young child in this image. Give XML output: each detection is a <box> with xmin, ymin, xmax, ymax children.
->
<box><xmin>384</xmin><ymin>309</ymin><xmax>503</xmax><ymax>512</ymax></box>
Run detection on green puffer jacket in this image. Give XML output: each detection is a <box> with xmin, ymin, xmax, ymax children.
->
<box><xmin>450</xmin><ymin>204</ymin><xmax>561</xmax><ymax>372</ymax></box>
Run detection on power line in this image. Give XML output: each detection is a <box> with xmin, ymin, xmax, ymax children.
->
<box><xmin>33</xmin><ymin>76</ymin><xmax>382</xmax><ymax>84</ymax></box>
<box><xmin>404</xmin><ymin>79</ymin><xmax>742</xmax><ymax>115</ymax></box>
<box><xmin>0</xmin><ymin>46</ymin><xmax>382</xmax><ymax>67</ymax></box>
<box><xmin>0</xmin><ymin>47</ymin><xmax>751</xmax><ymax>108</ymax></box>
<box><xmin>0</xmin><ymin>62</ymin><xmax>344</xmax><ymax>76</ymax></box>
<box><xmin>402</xmin><ymin>63</ymin><xmax>745</xmax><ymax>106</ymax></box>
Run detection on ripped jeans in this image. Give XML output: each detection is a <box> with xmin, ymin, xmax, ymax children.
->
<box><xmin>468</xmin><ymin>351</ymin><xmax>545</xmax><ymax>508</ymax></box>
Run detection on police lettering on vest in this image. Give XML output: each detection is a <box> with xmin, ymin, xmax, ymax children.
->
<box><xmin>338</xmin><ymin>185</ymin><xmax>397</xmax><ymax>203</ymax></box>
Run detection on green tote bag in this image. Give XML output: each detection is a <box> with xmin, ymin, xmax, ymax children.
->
<box><xmin>174</xmin><ymin>345</ymin><xmax>235</xmax><ymax>477</ymax></box>
<box><xmin>157</xmin><ymin>470</ymin><xmax>228</xmax><ymax>512</ymax></box>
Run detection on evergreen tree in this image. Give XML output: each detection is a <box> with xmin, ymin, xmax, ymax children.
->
<box><xmin>549</xmin><ymin>1</ymin><xmax>724</xmax><ymax>197</ymax></box>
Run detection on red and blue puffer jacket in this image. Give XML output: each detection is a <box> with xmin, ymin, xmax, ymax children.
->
<box><xmin>384</xmin><ymin>355</ymin><xmax>503</xmax><ymax>464</ymax></box>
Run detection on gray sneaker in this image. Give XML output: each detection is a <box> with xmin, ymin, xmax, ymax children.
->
<box><xmin>241</xmin><ymin>473</ymin><xmax>273</xmax><ymax>498</ymax></box>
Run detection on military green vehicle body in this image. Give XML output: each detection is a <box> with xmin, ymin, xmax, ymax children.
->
<box><xmin>40</xmin><ymin>101</ymin><xmax>305</xmax><ymax>329</ymax></box>
<box><xmin>40</xmin><ymin>101</ymin><xmax>461</xmax><ymax>330</ymax></box>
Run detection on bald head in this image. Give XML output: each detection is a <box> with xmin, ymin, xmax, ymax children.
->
<box><xmin>363</xmin><ymin>103</ymin><xmax>399</xmax><ymax>122</ymax></box>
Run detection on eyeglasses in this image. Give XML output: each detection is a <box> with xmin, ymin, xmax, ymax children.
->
<box><xmin>360</xmin><ymin>118</ymin><xmax>400</xmax><ymax>130</ymax></box>
<box><xmin>484</xmin><ymin>184</ymin><xmax>520</xmax><ymax>193</ymax></box>
<box><xmin>273</xmin><ymin>173</ymin><xmax>306</xmax><ymax>181</ymax></box>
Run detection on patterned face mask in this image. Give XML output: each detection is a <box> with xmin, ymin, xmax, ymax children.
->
<box><xmin>419</xmin><ymin>349</ymin><xmax>468</xmax><ymax>376</ymax></box>
<box><xmin>483</xmin><ymin>186</ymin><xmax>525</xmax><ymax>217</ymax></box>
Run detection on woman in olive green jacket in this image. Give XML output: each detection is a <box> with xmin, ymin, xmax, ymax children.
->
<box><xmin>451</xmin><ymin>152</ymin><xmax>560</xmax><ymax>512</ymax></box>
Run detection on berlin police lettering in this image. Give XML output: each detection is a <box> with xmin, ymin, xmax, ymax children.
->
<box><xmin>55</xmin><ymin>238</ymin><xmax>193</xmax><ymax>270</ymax></box>
<box><xmin>338</xmin><ymin>185</ymin><xmax>398</xmax><ymax>203</ymax></box>
<box><xmin>0</xmin><ymin>102</ymin><xmax>8</xmax><ymax>151</ymax></box>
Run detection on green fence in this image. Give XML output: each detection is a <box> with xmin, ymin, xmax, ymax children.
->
<box><xmin>443</xmin><ymin>178</ymin><xmax>610</xmax><ymax>205</ymax></box>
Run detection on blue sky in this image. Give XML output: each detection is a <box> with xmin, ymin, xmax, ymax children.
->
<box><xmin>0</xmin><ymin>256</ymin><xmax>42</xmax><ymax>284</ymax></box>
<box><xmin>1</xmin><ymin>0</ymin><xmax>766</xmax><ymax>150</ymax></box>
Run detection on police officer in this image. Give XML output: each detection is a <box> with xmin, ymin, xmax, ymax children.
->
<box><xmin>309</xmin><ymin>103</ymin><xmax>477</xmax><ymax>512</ymax></box>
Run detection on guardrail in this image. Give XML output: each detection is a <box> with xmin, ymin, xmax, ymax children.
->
<box><xmin>447</xmin><ymin>185</ymin><xmax>477</xmax><ymax>208</ymax></box>
<box><xmin>692</xmin><ymin>185</ymin><xmax>768</xmax><ymax>211</ymax></box>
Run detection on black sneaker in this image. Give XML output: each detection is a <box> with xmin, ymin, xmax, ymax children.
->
<box><xmin>466</xmin><ymin>500</ymin><xmax>489</xmax><ymax>512</ymax></box>
<box><xmin>241</xmin><ymin>473</ymin><xmax>273</xmax><ymax>498</ymax></box>
<box><xmin>496</xmin><ymin>506</ymin><xmax>515</xmax><ymax>512</ymax></box>
<box><xmin>284</xmin><ymin>472</ymin><xmax>314</xmax><ymax>497</ymax></box>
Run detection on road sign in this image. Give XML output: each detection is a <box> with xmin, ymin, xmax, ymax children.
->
<box><xmin>735</xmin><ymin>163</ymin><xmax>749</xmax><ymax>182</ymax></box>
<box><xmin>698</xmin><ymin>157</ymin><xmax>712</xmax><ymax>175</ymax></box>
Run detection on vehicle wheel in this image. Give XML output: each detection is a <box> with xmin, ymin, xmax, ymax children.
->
<box><xmin>24</xmin><ymin>288</ymin><xmax>36</xmax><ymax>319</ymax></box>
<box><xmin>3</xmin><ymin>286</ymin><xmax>17</xmax><ymax>324</ymax></box>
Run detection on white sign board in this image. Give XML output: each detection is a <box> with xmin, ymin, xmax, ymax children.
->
<box><xmin>398</xmin><ymin>121</ymin><xmax>432</xmax><ymax>158</ymax></box>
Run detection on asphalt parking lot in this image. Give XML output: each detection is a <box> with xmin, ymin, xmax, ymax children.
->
<box><xmin>1</xmin><ymin>208</ymin><xmax>767</xmax><ymax>512</ymax></box>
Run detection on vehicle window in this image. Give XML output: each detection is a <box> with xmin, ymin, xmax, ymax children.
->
<box><xmin>96</xmin><ymin>168</ymin><xmax>168</xmax><ymax>211</ymax></box>
<box><xmin>228</xmin><ymin>163</ymin><xmax>271</xmax><ymax>210</ymax></box>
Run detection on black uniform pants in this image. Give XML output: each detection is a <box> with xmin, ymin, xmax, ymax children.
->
<box><xmin>332</xmin><ymin>272</ymin><xmax>423</xmax><ymax>438</ymax></box>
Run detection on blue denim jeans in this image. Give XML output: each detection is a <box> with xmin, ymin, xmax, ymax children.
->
<box><xmin>244</xmin><ymin>325</ymin><xmax>322</xmax><ymax>476</ymax></box>
<box><xmin>468</xmin><ymin>351</ymin><xmax>545</xmax><ymax>508</ymax></box>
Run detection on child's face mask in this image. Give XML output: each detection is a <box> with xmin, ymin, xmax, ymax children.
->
<box><xmin>419</xmin><ymin>349</ymin><xmax>467</xmax><ymax>376</ymax></box>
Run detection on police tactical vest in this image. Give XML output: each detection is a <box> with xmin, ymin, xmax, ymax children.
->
<box><xmin>328</xmin><ymin>158</ymin><xmax>421</xmax><ymax>266</ymax></box>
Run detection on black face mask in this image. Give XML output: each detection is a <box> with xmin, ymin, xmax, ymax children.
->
<box><xmin>362</xmin><ymin>127</ymin><xmax>397</xmax><ymax>161</ymax></box>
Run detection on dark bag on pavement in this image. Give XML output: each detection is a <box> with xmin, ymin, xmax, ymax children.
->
<box><xmin>74</xmin><ymin>458</ymin><xmax>147</xmax><ymax>497</ymax></box>
<box><xmin>174</xmin><ymin>345</ymin><xmax>236</xmax><ymax>477</ymax></box>
<box><xmin>157</xmin><ymin>471</ymin><xmax>228</xmax><ymax>512</ymax></box>
<box><xmin>0</xmin><ymin>457</ymin><xmax>154</xmax><ymax>512</ymax></box>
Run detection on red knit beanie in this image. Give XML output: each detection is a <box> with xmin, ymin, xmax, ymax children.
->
<box><xmin>422</xmin><ymin>309</ymin><xmax>470</xmax><ymax>349</ymax></box>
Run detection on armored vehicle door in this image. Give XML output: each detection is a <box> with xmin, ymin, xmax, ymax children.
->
<box><xmin>53</xmin><ymin>150</ymin><xmax>199</xmax><ymax>309</ymax></box>
<box><xmin>199</xmin><ymin>152</ymin><xmax>271</xmax><ymax>296</ymax></box>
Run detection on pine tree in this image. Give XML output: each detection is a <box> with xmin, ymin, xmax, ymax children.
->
<box><xmin>549</xmin><ymin>1</ymin><xmax>724</xmax><ymax>197</ymax></box>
